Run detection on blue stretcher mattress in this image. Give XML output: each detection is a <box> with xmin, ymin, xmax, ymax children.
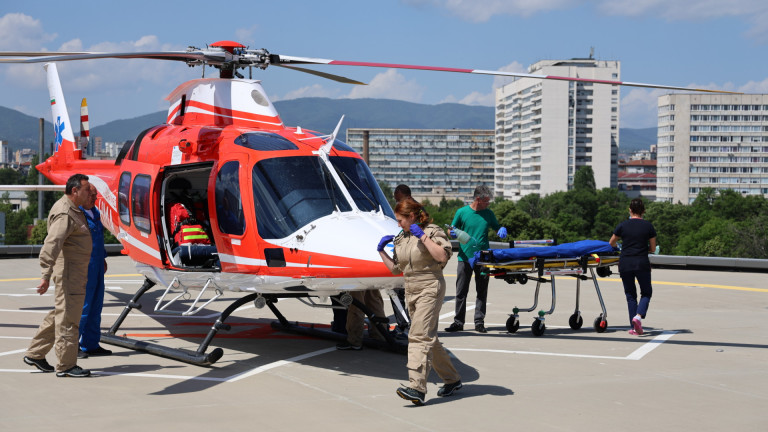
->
<box><xmin>473</xmin><ymin>240</ymin><xmax>617</xmax><ymax>266</ymax></box>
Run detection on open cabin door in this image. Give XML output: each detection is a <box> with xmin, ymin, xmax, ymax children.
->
<box><xmin>159</xmin><ymin>162</ymin><xmax>218</xmax><ymax>270</ymax></box>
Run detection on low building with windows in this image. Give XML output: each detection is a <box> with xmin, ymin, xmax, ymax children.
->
<box><xmin>346</xmin><ymin>128</ymin><xmax>495</xmax><ymax>203</ymax></box>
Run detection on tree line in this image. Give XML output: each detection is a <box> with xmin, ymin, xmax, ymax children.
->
<box><xmin>381</xmin><ymin>166</ymin><xmax>768</xmax><ymax>259</ymax></box>
<box><xmin>3</xmin><ymin>165</ymin><xmax>766</xmax><ymax>258</ymax></box>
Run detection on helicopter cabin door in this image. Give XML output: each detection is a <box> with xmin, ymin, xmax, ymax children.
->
<box><xmin>210</xmin><ymin>157</ymin><xmax>251</xmax><ymax>273</ymax></box>
<box><xmin>116</xmin><ymin>159</ymin><xmax>164</xmax><ymax>268</ymax></box>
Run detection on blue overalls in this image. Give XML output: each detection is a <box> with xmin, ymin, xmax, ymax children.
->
<box><xmin>78</xmin><ymin>206</ymin><xmax>107</xmax><ymax>352</ymax></box>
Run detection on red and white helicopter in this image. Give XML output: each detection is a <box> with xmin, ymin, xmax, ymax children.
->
<box><xmin>0</xmin><ymin>42</ymin><xmax>733</xmax><ymax>365</ymax></box>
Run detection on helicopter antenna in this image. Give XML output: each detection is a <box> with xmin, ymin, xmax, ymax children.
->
<box><xmin>319</xmin><ymin>115</ymin><xmax>344</xmax><ymax>155</ymax></box>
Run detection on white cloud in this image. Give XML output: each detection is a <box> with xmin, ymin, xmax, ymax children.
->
<box><xmin>0</xmin><ymin>13</ymin><xmax>57</xmax><ymax>50</ymax></box>
<box><xmin>738</xmin><ymin>77</ymin><xmax>768</xmax><ymax>93</ymax></box>
<box><xmin>620</xmin><ymin>88</ymin><xmax>664</xmax><ymax>128</ymax></box>
<box><xmin>280</xmin><ymin>84</ymin><xmax>340</xmax><ymax>100</ymax></box>
<box><xmin>234</xmin><ymin>26</ymin><xmax>260</xmax><ymax>47</ymax></box>
<box><xmin>402</xmin><ymin>0</ymin><xmax>573</xmax><ymax>22</ymax></box>
<box><xmin>597</xmin><ymin>0</ymin><xmax>768</xmax><ymax>41</ymax></box>
<box><xmin>345</xmin><ymin>69</ymin><xmax>424</xmax><ymax>102</ymax></box>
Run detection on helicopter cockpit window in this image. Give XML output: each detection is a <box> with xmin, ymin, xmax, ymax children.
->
<box><xmin>132</xmin><ymin>174</ymin><xmax>152</xmax><ymax>233</ymax></box>
<box><xmin>234</xmin><ymin>132</ymin><xmax>298</xmax><ymax>151</ymax></box>
<box><xmin>329</xmin><ymin>156</ymin><xmax>396</xmax><ymax>218</ymax></box>
<box><xmin>252</xmin><ymin>156</ymin><xmax>351</xmax><ymax>239</ymax></box>
<box><xmin>118</xmin><ymin>172</ymin><xmax>131</xmax><ymax>225</ymax></box>
<box><xmin>215</xmin><ymin>161</ymin><xmax>245</xmax><ymax>236</ymax></box>
<box><xmin>332</xmin><ymin>139</ymin><xmax>356</xmax><ymax>153</ymax></box>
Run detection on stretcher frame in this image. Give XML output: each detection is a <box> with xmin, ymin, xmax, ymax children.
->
<box><xmin>475</xmin><ymin>246</ymin><xmax>619</xmax><ymax>336</ymax></box>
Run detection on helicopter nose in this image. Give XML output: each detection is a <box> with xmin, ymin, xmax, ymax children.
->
<box><xmin>297</xmin><ymin>212</ymin><xmax>400</xmax><ymax>263</ymax></box>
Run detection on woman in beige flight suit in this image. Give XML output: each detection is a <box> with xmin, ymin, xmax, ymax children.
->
<box><xmin>377</xmin><ymin>197</ymin><xmax>462</xmax><ymax>406</ymax></box>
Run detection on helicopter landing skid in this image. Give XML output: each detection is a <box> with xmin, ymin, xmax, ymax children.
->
<box><xmin>101</xmin><ymin>278</ymin><xmax>405</xmax><ymax>366</ymax></box>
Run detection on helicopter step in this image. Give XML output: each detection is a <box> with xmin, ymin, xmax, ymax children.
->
<box><xmin>101</xmin><ymin>278</ymin><xmax>406</xmax><ymax>366</ymax></box>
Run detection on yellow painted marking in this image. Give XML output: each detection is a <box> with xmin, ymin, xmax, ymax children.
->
<box><xmin>601</xmin><ymin>277</ymin><xmax>768</xmax><ymax>293</ymax></box>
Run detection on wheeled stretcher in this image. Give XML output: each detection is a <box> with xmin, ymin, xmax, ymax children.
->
<box><xmin>473</xmin><ymin>240</ymin><xmax>619</xmax><ymax>336</ymax></box>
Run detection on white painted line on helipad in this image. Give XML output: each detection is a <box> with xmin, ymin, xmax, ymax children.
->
<box><xmin>225</xmin><ymin>347</ymin><xmax>337</xmax><ymax>382</ymax></box>
<box><xmin>450</xmin><ymin>330</ymin><xmax>678</xmax><ymax>361</ymax></box>
<box><xmin>626</xmin><ymin>331</ymin><xmax>678</xmax><ymax>360</ymax></box>
<box><xmin>89</xmin><ymin>347</ymin><xmax>338</xmax><ymax>382</ymax></box>
<box><xmin>0</xmin><ymin>348</ymin><xmax>27</xmax><ymax>357</ymax></box>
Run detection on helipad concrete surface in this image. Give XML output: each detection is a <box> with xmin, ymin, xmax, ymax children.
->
<box><xmin>1</xmin><ymin>255</ymin><xmax>766</xmax><ymax>431</ymax></box>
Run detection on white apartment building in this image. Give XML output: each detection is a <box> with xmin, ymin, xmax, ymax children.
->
<box><xmin>656</xmin><ymin>94</ymin><xmax>768</xmax><ymax>203</ymax></box>
<box><xmin>495</xmin><ymin>58</ymin><xmax>620</xmax><ymax>200</ymax></box>
<box><xmin>346</xmin><ymin>128</ymin><xmax>495</xmax><ymax>203</ymax></box>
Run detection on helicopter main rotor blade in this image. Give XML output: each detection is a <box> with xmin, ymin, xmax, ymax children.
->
<box><xmin>275</xmin><ymin>55</ymin><xmax>739</xmax><ymax>94</ymax></box>
<box><xmin>0</xmin><ymin>51</ymin><xmax>215</xmax><ymax>64</ymax></box>
<box><xmin>275</xmin><ymin>64</ymin><xmax>366</xmax><ymax>85</ymax></box>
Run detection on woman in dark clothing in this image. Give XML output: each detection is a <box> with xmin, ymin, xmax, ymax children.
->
<box><xmin>609</xmin><ymin>198</ymin><xmax>657</xmax><ymax>335</ymax></box>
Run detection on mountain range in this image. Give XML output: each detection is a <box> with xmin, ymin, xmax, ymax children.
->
<box><xmin>0</xmin><ymin>98</ymin><xmax>656</xmax><ymax>155</ymax></box>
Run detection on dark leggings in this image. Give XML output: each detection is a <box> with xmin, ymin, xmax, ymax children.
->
<box><xmin>620</xmin><ymin>268</ymin><xmax>652</xmax><ymax>326</ymax></box>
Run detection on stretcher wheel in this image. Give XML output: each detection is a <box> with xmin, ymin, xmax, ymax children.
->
<box><xmin>531</xmin><ymin>319</ymin><xmax>545</xmax><ymax>336</ymax></box>
<box><xmin>517</xmin><ymin>274</ymin><xmax>528</xmax><ymax>285</ymax></box>
<box><xmin>568</xmin><ymin>313</ymin><xmax>583</xmax><ymax>330</ymax></box>
<box><xmin>506</xmin><ymin>315</ymin><xmax>519</xmax><ymax>333</ymax></box>
<box><xmin>593</xmin><ymin>315</ymin><xmax>607</xmax><ymax>333</ymax></box>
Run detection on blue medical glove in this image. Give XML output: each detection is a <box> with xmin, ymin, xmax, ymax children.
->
<box><xmin>497</xmin><ymin>227</ymin><xmax>508</xmax><ymax>238</ymax></box>
<box><xmin>377</xmin><ymin>235</ymin><xmax>395</xmax><ymax>252</ymax></box>
<box><xmin>410</xmin><ymin>224</ymin><xmax>425</xmax><ymax>239</ymax></box>
<box><xmin>449</xmin><ymin>229</ymin><xmax>457</xmax><ymax>238</ymax></box>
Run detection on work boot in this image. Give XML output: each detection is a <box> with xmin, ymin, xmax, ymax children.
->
<box><xmin>437</xmin><ymin>380</ymin><xmax>463</xmax><ymax>397</ymax></box>
<box><xmin>444</xmin><ymin>323</ymin><xmax>463</xmax><ymax>332</ymax></box>
<box><xmin>396</xmin><ymin>386</ymin><xmax>425</xmax><ymax>406</ymax></box>
<box><xmin>56</xmin><ymin>365</ymin><xmax>91</xmax><ymax>378</ymax></box>
<box><xmin>23</xmin><ymin>356</ymin><xmax>54</xmax><ymax>373</ymax></box>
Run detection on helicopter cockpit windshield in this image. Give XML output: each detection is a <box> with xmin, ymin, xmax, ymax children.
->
<box><xmin>328</xmin><ymin>156</ymin><xmax>395</xmax><ymax>217</ymax></box>
<box><xmin>251</xmin><ymin>155</ymin><xmax>394</xmax><ymax>240</ymax></box>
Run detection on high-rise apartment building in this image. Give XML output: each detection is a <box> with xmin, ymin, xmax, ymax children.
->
<box><xmin>657</xmin><ymin>94</ymin><xmax>768</xmax><ymax>203</ymax></box>
<box><xmin>0</xmin><ymin>140</ymin><xmax>9</xmax><ymax>165</ymax></box>
<box><xmin>495</xmin><ymin>58</ymin><xmax>620</xmax><ymax>200</ymax></box>
<box><xmin>346</xmin><ymin>128</ymin><xmax>495</xmax><ymax>203</ymax></box>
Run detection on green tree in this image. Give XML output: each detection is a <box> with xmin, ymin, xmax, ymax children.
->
<box><xmin>0</xmin><ymin>168</ymin><xmax>23</xmax><ymax>185</ymax></box>
<box><xmin>729</xmin><ymin>214</ymin><xmax>768</xmax><ymax>259</ymax></box>
<box><xmin>29</xmin><ymin>219</ymin><xmax>48</xmax><ymax>245</ymax></box>
<box><xmin>573</xmin><ymin>165</ymin><xmax>596</xmax><ymax>191</ymax></box>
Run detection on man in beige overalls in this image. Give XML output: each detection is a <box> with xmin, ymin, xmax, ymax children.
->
<box><xmin>23</xmin><ymin>173</ymin><xmax>94</xmax><ymax>377</ymax></box>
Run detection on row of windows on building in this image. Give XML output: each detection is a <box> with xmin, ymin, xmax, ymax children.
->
<box><xmin>688</xmin><ymin>146</ymin><xmax>768</xmax><ymax>153</ymax></box>
<box><xmin>691</xmin><ymin>115</ymin><xmax>768</xmax><ymax>122</ymax></box>
<box><xmin>689</xmin><ymin>136</ymin><xmax>768</xmax><ymax>142</ymax></box>
<box><xmin>691</xmin><ymin>104</ymin><xmax>768</xmax><ymax>111</ymax></box>
<box><xmin>690</xmin><ymin>125</ymin><xmax>768</xmax><ymax>132</ymax></box>
<box><xmin>690</xmin><ymin>177</ymin><xmax>768</xmax><ymax>184</ymax></box>
<box><xmin>690</xmin><ymin>166</ymin><xmax>768</xmax><ymax>173</ymax></box>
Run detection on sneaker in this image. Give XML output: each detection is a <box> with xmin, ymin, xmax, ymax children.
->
<box><xmin>77</xmin><ymin>349</ymin><xmax>89</xmax><ymax>359</ymax></box>
<box><xmin>335</xmin><ymin>341</ymin><xmax>362</xmax><ymax>350</ymax></box>
<box><xmin>628</xmin><ymin>329</ymin><xmax>638</xmax><ymax>335</ymax></box>
<box><xmin>396</xmin><ymin>386</ymin><xmax>425</xmax><ymax>406</ymax></box>
<box><xmin>56</xmin><ymin>365</ymin><xmax>91</xmax><ymax>378</ymax></box>
<box><xmin>23</xmin><ymin>356</ymin><xmax>54</xmax><ymax>373</ymax></box>
<box><xmin>475</xmin><ymin>324</ymin><xmax>488</xmax><ymax>333</ymax></box>
<box><xmin>632</xmin><ymin>317</ymin><xmax>644</xmax><ymax>335</ymax></box>
<box><xmin>444</xmin><ymin>323</ymin><xmax>463</xmax><ymax>332</ymax></box>
<box><xmin>437</xmin><ymin>380</ymin><xmax>463</xmax><ymax>397</ymax></box>
<box><xmin>86</xmin><ymin>347</ymin><xmax>112</xmax><ymax>356</ymax></box>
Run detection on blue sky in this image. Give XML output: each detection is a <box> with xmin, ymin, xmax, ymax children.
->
<box><xmin>2</xmin><ymin>0</ymin><xmax>768</xmax><ymax>130</ymax></box>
